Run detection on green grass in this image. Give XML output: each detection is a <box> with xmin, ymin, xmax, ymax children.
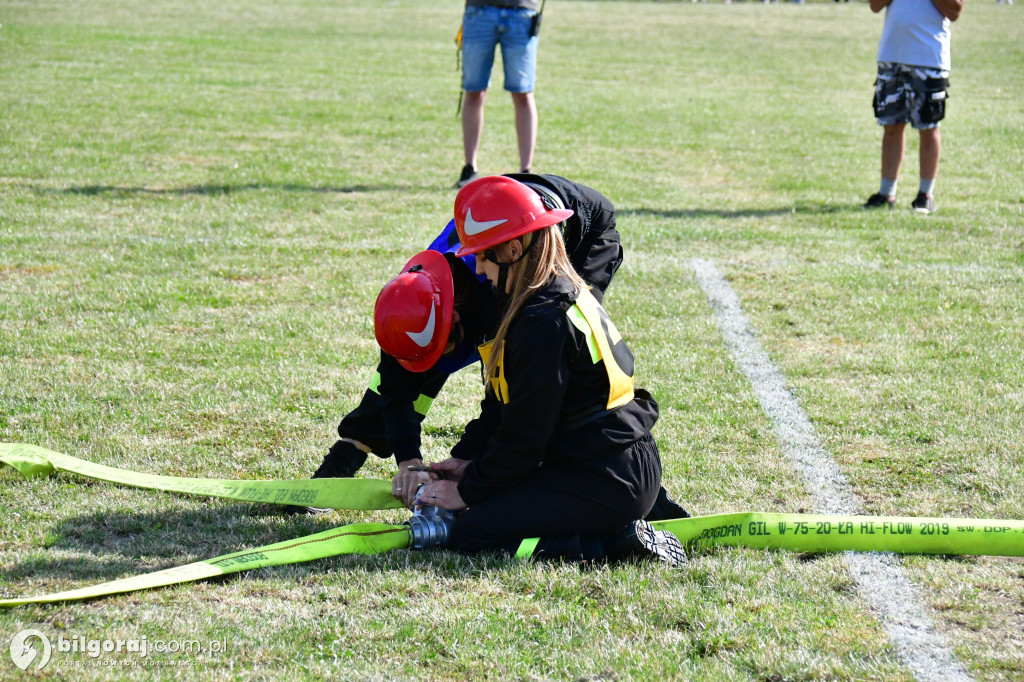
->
<box><xmin>1</xmin><ymin>0</ymin><xmax>1023</xmax><ymax>679</ymax></box>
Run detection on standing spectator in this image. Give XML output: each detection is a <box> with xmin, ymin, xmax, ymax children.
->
<box><xmin>863</xmin><ymin>0</ymin><xmax>964</xmax><ymax>215</ymax></box>
<box><xmin>454</xmin><ymin>0</ymin><xmax>542</xmax><ymax>189</ymax></box>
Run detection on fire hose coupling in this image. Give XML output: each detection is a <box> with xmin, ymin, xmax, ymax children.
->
<box><xmin>406</xmin><ymin>504</ymin><xmax>457</xmax><ymax>550</ymax></box>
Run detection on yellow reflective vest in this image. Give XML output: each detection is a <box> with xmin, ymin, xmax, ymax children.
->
<box><xmin>477</xmin><ymin>288</ymin><xmax>634</xmax><ymax>410</ymax></box>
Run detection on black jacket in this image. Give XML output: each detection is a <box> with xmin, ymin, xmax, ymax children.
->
<box><xmin>505</xmin><ymin>173</ymin><xmax>621</xmax><ymax>300</ymax></box>
<box><xmin>453</xmin><ymin>275</ymin><xmax>657</xmax><ymax>506</ymax></box>
<box><xmin>349</xmin><ymin>176</ymin><xmax>623</xmax><ymax>465</ymax></box>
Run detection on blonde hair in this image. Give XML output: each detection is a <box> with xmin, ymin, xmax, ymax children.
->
<box><xmin>483</xmin><ymin>226</ymin><xmax>587</xmax><ymax>387</ymax></box>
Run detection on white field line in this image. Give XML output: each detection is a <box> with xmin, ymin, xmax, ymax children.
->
<box><xmin>690</xmin><ymin>258</ymin><xmax>972</xmax><ymax>682</ymax></box>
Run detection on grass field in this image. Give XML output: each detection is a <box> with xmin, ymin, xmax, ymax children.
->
<box><xmin>1</xmin><ymin>0</ymin><xmax>1022</xmax><ymax>679</ymax></box>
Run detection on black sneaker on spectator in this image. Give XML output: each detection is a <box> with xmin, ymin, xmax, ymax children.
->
<box><xmin>911</xmin><ymin>191</ymin><xmax>936</xmax><ymax>215</ymax></box>
<box><xmin>863</xmin><ymin>192</ymin><xmax>896</xmax><ymax>209</ymax></box>
<box><xmin>283</xmin><ymin>440</ymin><xmax>369</xmax><ymax>515</ymax></box>
<box><xmin>454</xmin><ymin>164</ymin><xmax>478</xmax><ymax>189</ymax></box>
<box><xmin>603</xmin><ymin>519</ymin><xmax>688</xmax><ymax>567</ymax></box>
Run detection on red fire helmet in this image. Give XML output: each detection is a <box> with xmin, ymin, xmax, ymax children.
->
<box><xmin>454</xmin><ymin>176</ymin><xmax>573</xmax><ymax>257</ymax></box>
<box><xmin>373</xmin><ymin>250</ymin><xmax>454</xmax><ymax>372</ymax></box>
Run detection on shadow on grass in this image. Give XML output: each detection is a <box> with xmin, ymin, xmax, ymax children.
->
<box><xmin>52</xmin><ymin>182</ymin><xmax>409</xmax><ymax>196</ymax></box>
<box><xmin>622</xmin><ymin>203</ymin><xmax>850</xmax><ymax>220</ymax></box>
<box><xmin>0</xmin><ymin>503</ymin><xmax>384</xmax><ymax>584</ymax></box>
<box><xmin>0</xmin><ymin>503</ymin><xmax>524</xmax><ymax>605</ymax></box>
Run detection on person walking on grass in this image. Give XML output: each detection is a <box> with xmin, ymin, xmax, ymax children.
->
<box><xmin>863</xmin><ymin>0</ymin><xmax>964</xmax><ymax>215</ymax></box>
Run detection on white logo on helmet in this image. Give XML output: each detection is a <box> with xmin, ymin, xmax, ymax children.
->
<box><xmin>463</xmin><ymin>207</ymin><xmax>508</xmax><ymax>236</ymax></box>
<box><xmin>406</xmin><ymin>302</ymin><xmax>436</xmax><ymax>348</ymax></box>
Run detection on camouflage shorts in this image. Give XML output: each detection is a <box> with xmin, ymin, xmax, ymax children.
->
<box><xmin>872</xmin><ymin>62</ymin><xmax>950</xmax><ymax>129</ymax></box>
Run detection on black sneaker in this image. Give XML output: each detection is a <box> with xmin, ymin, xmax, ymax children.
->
<box><xmin>603</xmin><ymin>519</ymin><xmax>688</xmax><ymax>567</ymax></box>
<box><xmin>454</xmin><ymin>164</ymin><xmax>477</xmax><ymax>189</ymax></box>
<box><xmin>863</xmin><ymin>192</ymin><xmax>896</xmax><ymax>209</ymax></box>
<box><xmin>283</xmin><ymin>440</ymin><xmax>369</xmax><ymax>515</ymax></box>
<box><xmin>911</xmin><ymin>191</ymin><xmax>935</xmax><ymax>215</ymax></box>
<box><xmin>644</xmin><ymin>487</ymin><xmax>692</xmax><ymax>522</ymax></box>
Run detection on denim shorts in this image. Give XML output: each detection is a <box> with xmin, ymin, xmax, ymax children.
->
<box><xmin>872</xmin><ymin>62</ymin><xmax>950</xmax><ymax>130</ymax></box>
<box><xmin>461</xmin><ymin>5</ymin><xmax>539</xmax><ymax>93</ymax></box>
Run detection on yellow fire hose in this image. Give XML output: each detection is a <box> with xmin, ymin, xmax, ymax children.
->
<box><xmin>2</xmin><ymin>443</ymin><xmax>1021</xmax><ymax>607</ymax></box>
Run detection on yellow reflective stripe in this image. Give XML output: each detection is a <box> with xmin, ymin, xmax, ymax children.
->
<box><xmin>413</xmin><ymin>393</ymin><xmax>433</xmax><ymax>416</ymax></box>
<box><xmin>369</xmin><ymin>371</ymin><xmax>432</xmax><ymax>415</ymax></box>
<box><xmin>515</xmin><ymin>537</ymin><xmax>540</xmax><ymax>560</ymax></box>
<box><xmin>477</xmin><ymin>340</ymin><xmax>510</xmax><ymax>404</ymax></box>
<box><xmin>572</xmin><ymin>289</ymin><xmax>634</xmax><ymax>410</ymax></box>
<box><xmin>566</xmin><ymin>305</ymin><xmax>600</xmax><ymax>363</ymax></box>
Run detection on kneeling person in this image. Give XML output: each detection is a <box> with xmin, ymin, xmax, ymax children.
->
<box><xmin>408</xmin><ymin>176</ymin><xmax>687</xmax><ymax>566</ymax></box>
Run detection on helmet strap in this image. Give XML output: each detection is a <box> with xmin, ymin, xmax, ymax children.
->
<box><xmin>490</xmin><ymin>234</ymin><xmax>536</xmax><ymax>301</ymax></box>
<box><xmin>495</xmin><ymin>261</ymin><xmax>513</xmax><ymax>304</ymax></box>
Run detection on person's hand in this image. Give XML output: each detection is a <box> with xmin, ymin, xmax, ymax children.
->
<box><xmin>417</xmin><ymin>479</ymin><xmax>467</xmax><ymax>512</ymax></box>
<box><xmin>430</xmin><ymin>458</ymin><xmax>470</xmax><ymax>482</ymax></box>
<box><xmin>392</xmin><ymin>459</ymin><xmax>432</xmax><ymax>508</ymax></box>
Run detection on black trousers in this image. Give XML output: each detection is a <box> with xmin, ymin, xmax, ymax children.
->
<box><xmin>447</xmin><ymin>433</ymin><xmax>663</xmax><ymax>561</ymax></box>
<box><xmin>336</xmin><ymin>366</ymin><xmax>448</xmax><ymax>459</ymax></box>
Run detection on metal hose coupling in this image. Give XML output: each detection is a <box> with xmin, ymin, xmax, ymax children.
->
<box><xmin>406</xmin><ymin>504</ymin><xmax>456</xmax><ymax>550</ymax></box>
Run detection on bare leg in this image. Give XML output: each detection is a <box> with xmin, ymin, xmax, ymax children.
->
<box><xmin>462</xmin><ymin>90</ymin><xmax>487</xmax><ymax>170</ymax></box>
<box><xmin>881</xmin><ymin>123</ymin><xmax>906</xmax><ymax>181</ymax></box>
<box><xmin>511</xmin><ymin>91</ymin><xmax>537</xmax><ymax>173</ymax></box>
<box><xmin>918</xmin><ymin>126</ymin><xmax>941</xmax><ymax>182</ymax></box>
